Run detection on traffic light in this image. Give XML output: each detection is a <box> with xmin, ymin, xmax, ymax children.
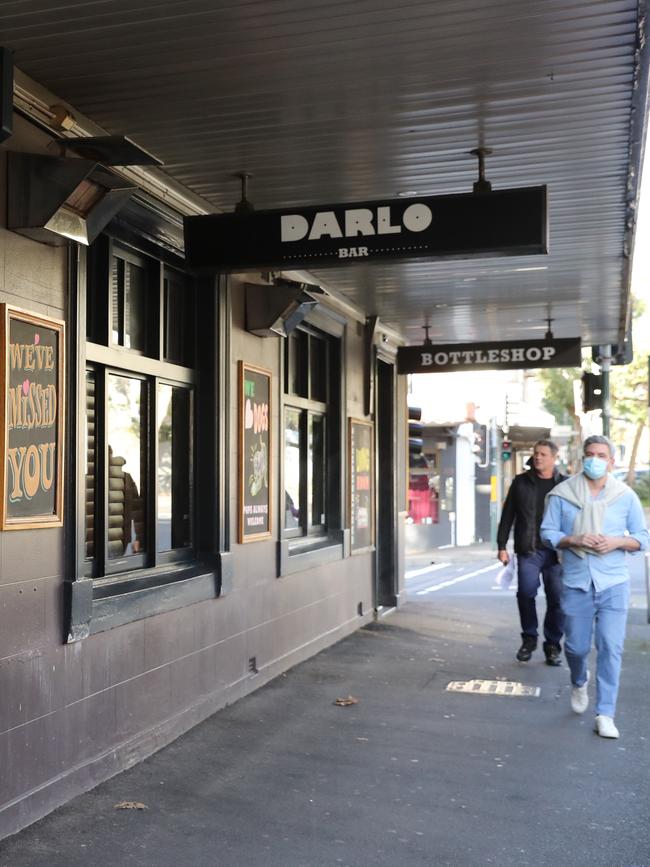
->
<box><xmin>473</xmin><ymin>422</ymin><xmax>488</xmax><ymax>466</ymax></box>
<box><xmin>408</xmin><ymin>406</ymin><xmax>425</xmax><ymax>467</ymax></box>
<box><xmin>501</xmin><ymin>437</ymin><xmax>512</xmax><ymax>461</ymax></box>
<box><xmin>581</xmin><ymin>371</ymin><xmax>603</xmax><ymax>411</ymax></box>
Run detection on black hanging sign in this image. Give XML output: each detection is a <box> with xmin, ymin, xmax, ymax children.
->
<box><xmin>184</xmin><ymin>186</ymin><xmax>547</xmax><ymax>272</ymax></box>
<box><xmin>1</xmin><ymin>306</ymin><xmax>65</xmax><ymax>529</ymax></box>
<box><xmin>238</xmin><ymin>362</ymin><xmax>272</xmax><ymax>542</ymax></box>
<box><xmin>397</xmin><ymin>338</ymin><xmax>581</xmax><ymax>375</ymax></box>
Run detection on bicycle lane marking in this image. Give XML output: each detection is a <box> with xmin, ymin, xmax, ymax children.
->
<box><xmin>405</xmin><ymin>562</ymin><xmax>451</xmax><ymax>580</ymax></box>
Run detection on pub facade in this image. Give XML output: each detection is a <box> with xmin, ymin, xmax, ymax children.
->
<box><xmin>0</xmin><ymin>112</ymin><xmax>408</xmax><ymax>839</ymax></box>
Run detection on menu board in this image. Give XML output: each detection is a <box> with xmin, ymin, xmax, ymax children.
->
<box><xmin>349</xmin><ymin>418</ymin><xmax>374</xmax><ymax>552</ymax></box>
<box><xmin>238</xmin><ymin>362</ymin><xmax>272</xmax><ymax>542</ymax></box>
<box><xmin>1</xmin><ymin>306</ymin><xmax>65</xmax><ymax>529</ymax></box>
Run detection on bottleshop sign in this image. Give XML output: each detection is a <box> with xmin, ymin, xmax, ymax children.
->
<box><xmin>184</xmin><ymin>186</ymin><xmax>547</xmax><ymax>272</ymax></box>
<box><xmin>1</xmin><ymin>306</ymin><xmax>65</xmax><ymax>529</ymax></box>
<box><xmin>397</xmin><ymin>338</ymin><xmax>581</xmax><ymax>375</ymax></box>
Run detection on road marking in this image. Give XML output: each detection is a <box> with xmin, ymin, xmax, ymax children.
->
<box><xmin>405</xmin><ymin>562</ymin><xmax>451</xmax><ymax>579</ymax></box>
<box><xmin>416</xmin><ymin>562</ymin><xmax>500</xmax><ymax>595</ymax></box>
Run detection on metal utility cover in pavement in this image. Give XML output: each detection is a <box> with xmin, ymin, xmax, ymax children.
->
<box><xmin>446</xmin><ymin>679</ymin><xmax>540</xmax><ymax>697</ymax></box>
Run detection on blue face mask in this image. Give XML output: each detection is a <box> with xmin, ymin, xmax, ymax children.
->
<box><xmin>583</xmin><ymin>456</ymin><xmax>609</xmax><ymax>480</ymax></box>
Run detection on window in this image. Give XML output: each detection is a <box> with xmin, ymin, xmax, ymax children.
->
<box><xmin>157</xmin><ymin>383</ymin><xmax>192</xmax><ymax>552</ymax></box>
<box><xmin>84</xmin><ymin>238</ymin><xmax>197</xmax><ymax>579</ymax></box>
<box><xmin>110</xmin><ymin>253</ymin><xmax>146</xmax><ymax>350</ymax></box>
<box><xmin>163</xmin><ymin>270</ymin><xmax>196</xmax><ymax>366</ymax></box>
<box><xmin>282</xmin><ymin>326</ymin><xmax>338</xmax><ymax>544</ymax></box>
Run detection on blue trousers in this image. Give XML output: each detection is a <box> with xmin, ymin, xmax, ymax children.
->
<box><xmin>562</xmin><ymin>582</ymin><xmax>629</xmax><ymax>717</ymax></box>
<box><xmin>516</xmin><ymin>548</ymin><xmax>563</xmax><ymax>646</ymax></box>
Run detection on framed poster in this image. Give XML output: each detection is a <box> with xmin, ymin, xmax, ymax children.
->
<box><xmin>0</xmin><ymin>305</ymin><xmax>65</xmax><ymax>529</ymax></box>
<box><xmin>349</xmin><ymin>418</ymin><xmax>374</xmax><ymax>552</ymax></box>
<box><xmin>238</xmin><ymin>361</ymin><xmax>272</xmax><ymax>542</ymax></box>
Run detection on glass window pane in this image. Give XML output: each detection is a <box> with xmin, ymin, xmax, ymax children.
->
<box><xmin>284</xmin><ymin>408</ymin><xmax>301</xmax><ymax>529</ymax></box>
<box><xmin>107</xmin><ymin>375</ymin><xmax>146</xmax><ymax>559</ymax></box>
<box><xmin>157</xmin><ymin>384</ymin><xmax>192</xmax><ymax>551</ymax></box>
<box><xmin>284</xmin><ymin>334</ymin><xmax>296</xmax><ymax>395</ymax></box>
<box><xmin>309</xmin><ymin>413</ymin><xmax>326</xmax><ymax>528</ymax></box>
<box><xmin>286</xmin><ymin>331</ymin><xmax>308</xmax><ymax>397</ymax></box>
<box><xmin>310</xmin><ymin>335</ymin><xmax>326</xmax><ymax>402</ymax></box>
<box><xmin>110</xmin><ymin>257</ymin><xmax>124</xmax><ymax>345</ymax></box>
<box><xmin>85</xmin><ymin>371</ymin><xmax>96</xmax><ymax>559</ymax></box>
<box><xmin>124</xmin><ymin>261</ymin><xmax>145</xmax><ymax>351</ymax></box>
<box><xmin>164</xmin><ymin>273</ymin><xmax>195</xmax><ymax>366</ymax></box>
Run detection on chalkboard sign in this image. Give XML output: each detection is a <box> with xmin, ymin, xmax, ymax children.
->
<box><xmin>238</xmin><ymin>362</ymin><xmax>272</xmax><ymax>542</ymax></box>
<box><xmin>349</xmin><ymin>418</ymin><xmax>374</xmax><ymax>552</ymax></box>
<box><xmin>0</xmin><ymin>306</ymin><xmax>65</xmax><ymax>529</ymax></box>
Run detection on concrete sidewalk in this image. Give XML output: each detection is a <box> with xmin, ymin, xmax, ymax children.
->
<box><xmin>1</xmin><ymin>551</ymin><xmax>649</xmax><ymax>867</ymax></box>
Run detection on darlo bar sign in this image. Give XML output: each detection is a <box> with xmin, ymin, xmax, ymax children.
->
<box><xmin>184</xmin><ymin>186</ymin><xmax>547</xmax><ymax>272</ymax></box>
<box><xmin>397</xmin><ymin>338</ymin><xmax>581</xmax><ymax>375</ymax></box>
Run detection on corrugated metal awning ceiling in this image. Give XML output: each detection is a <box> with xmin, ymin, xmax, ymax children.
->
<box><xmin>1</xmin><ymin>0</ymin><xmax>648</xmax><ymax>346</ymax></box>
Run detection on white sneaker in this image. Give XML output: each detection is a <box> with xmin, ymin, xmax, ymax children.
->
<box><xmin>594</xmin><ymin>715</ymin><xmax>619</xmax><ymax>739</ymax></box>
<box><xmin>570</xmin><ymin>671</ymin><xmax>590</xmax><ymax>714</ymax></box>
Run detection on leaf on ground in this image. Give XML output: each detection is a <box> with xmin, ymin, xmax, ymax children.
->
<box><xmin>113</xmin><ymin>801</ymin><xmax>148</xmax><ymax>811</ymax></box>
<box><xmin>334</xmin><ymin>695</ymin><xmax>359</xmax><ymax>707</ymax></box>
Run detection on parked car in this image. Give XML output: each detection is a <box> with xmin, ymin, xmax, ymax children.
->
<box><xmin>613</xmin><ymin>467</ymin><xmax>650</xmax><ymax>484</ymax></box>
<box><xmin>612</xmin><ymin>469</ymin><xmax>650</xmax><ymax>505</ymax></box>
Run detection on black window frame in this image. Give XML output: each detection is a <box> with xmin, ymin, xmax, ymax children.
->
<box><xmin>283</xmin><ymin>326</ymin><xmax>328</xmax><ymax>541</ymax></box>
<box><xmin>66</xmin><ymin>228</ymin><xmax>230</xmax><ymax>640</ymax></box>
<box><xmin>279</xmin><ymin>314</ymin><xmax>346</xmax><ymax>575</ymax></box>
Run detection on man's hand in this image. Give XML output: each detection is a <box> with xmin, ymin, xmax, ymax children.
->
<box><xmin>571</xmin><ymin>533</ymin><xmax>603</xmax><ymax>550</ymax></box>
<box><xmin>497</xmin><ymin>549</ymin><xmax>510</xmax><ymax>565</ymax></box>
<box><xmin>589</xmin><ymin>535</ymin><xmax>620</xmax><ymax>554</ymax></box>
<box><xmin>567</xmin><ymin>533</ymin><xmax>634</xmax><ymax>554</ymax></box>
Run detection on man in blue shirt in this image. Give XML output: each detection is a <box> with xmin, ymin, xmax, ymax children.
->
<box><xmin>540</xmin><ymin>435</ymin><xmax>649</xmax><ymax>739</ymax></box>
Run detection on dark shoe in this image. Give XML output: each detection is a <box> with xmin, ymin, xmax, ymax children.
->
<box><xmin>516</xmin><ymin>636</ymin><xmax>537</xmax><ymax>662</ymax></box>
<box><xmin>543</xmin><ymin>642</ymin><xmax>562</xmax><ymax>667</ymax></box>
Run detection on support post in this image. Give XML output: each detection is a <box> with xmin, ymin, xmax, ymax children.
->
<box><xmin>599</xmin><ymin>344</ymin><xmax>612</xmax><ymax>437</ymax></box>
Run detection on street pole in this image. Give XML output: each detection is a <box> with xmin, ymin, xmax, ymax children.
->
<box><xmin>600</xmin><ymin>344</ymin><xmax>612</xmax><ymax>437</ymax></box>
<box><xmin>489</xmin><ymin>416</ymin><xmax>498</xmax><ymax>550</ymax></box>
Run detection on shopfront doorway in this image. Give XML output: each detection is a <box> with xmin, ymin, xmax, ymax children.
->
<box><xmin>375</xmin><ymin>356</ymin><xmax>398</xmax><ymax>609</ymax></box>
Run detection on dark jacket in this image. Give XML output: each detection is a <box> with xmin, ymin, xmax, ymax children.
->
<box><xmin>497</xmin><ymin>467</ymin><xmax>567</xmax><ymax>554</ymax></box>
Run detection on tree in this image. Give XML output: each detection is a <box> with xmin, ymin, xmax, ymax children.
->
<box><xmin>608</xmin><ymin>296</ymin><xmax>648</xmax><ymax>482</ymax></box>
<box><xmin>609</xmin><ymin>352</ymin><xmax>648</xmax><ymax>483</ymax></box>
<box><xmin>536</xmin><ymin>367</ymin><xmax>582</xmax><ymax>425</ymax></box>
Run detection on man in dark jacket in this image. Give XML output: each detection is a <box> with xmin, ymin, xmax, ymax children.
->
<box><xmin>497</xmin><ymin>439</ymin><xmax>568</xmax><ymax>665</ymax></box>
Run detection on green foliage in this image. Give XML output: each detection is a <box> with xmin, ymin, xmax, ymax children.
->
<box><xmin>537</xmin><ymin>367</ymin><xmax>582</xmax><ymax>424</ymax></box>
<box><xmin>610</xmin><ymin>353</ymin><xmax>648</xmax><ymax>425</ymax></box>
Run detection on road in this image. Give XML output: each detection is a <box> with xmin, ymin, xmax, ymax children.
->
<box><xmin>406</xmin><ymin>545</ymin><xmax>648</xmax><ymax>607</ymax></box>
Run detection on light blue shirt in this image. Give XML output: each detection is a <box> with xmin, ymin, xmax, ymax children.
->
<box><xmin>540</xmin><ymin>482</ymin><xmax>649</xmax><ymax>591</ymax></box>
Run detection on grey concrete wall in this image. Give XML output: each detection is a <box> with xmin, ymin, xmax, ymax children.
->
<box><xmin>0</xmin><ymin>126</ymin><xmax>71</xmax><ymax>836</ymax></box>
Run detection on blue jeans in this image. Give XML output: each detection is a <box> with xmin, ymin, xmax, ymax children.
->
<box><xmin>562</xmin><ymin>582</ymin><xmax>630</xmax><ymax>717</ymax></box>
<box><xmin>516</xmin><ymin>548</ymin><xmax>563</xmax><ymax>646</ymax></box>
